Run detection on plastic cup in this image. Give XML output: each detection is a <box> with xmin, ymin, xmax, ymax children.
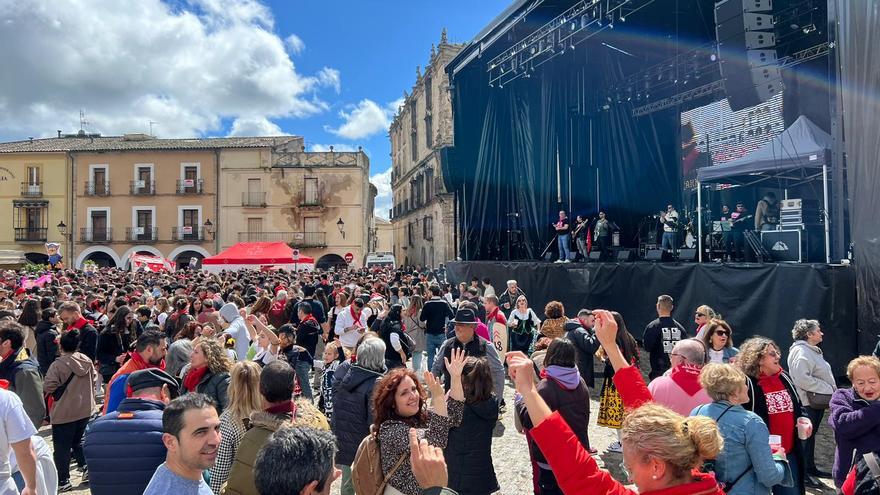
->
<box><xmin>768</xmin><ymin>434</ymin><xmax>782</xmax><ymax>450</ymax></box>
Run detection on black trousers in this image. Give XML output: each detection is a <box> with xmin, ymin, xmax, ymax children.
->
<box><xmin>597</xmin><ymin>235</ymin><xmax>611</xmax><ymax>260</ymax></box>
<box><xmin>802</xmin><ymin>405</ymin><xmax>825</xmax><ymax>472</ymax></box>
<box><xmin>52</xmin><ymin>417</ymin><xmax>89</xmax><ymax>483</ymax></box>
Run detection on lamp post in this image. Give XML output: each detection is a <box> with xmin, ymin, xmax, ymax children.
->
<box><xmin>203</xmin><ymin>219</ymin><xmax>215</xmax><ymax>241</ymax></box>
<box><xmin>56</xmin><ymin>221</ymin><xmax>68</xmax><ymax>238</ymax></box>
<box><xmin>337</xmin><ymin>217</ymin><xmax>345</xmax><ymax>239</ymax></box>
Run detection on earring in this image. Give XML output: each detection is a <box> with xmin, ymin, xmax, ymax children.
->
<box><xmin>652</xmin><ymin>475</ymin><xmax>657</xmax><ymax>480</ymax></box>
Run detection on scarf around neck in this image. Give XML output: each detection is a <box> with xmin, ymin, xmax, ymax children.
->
<box><xmin>183</xmin><ymin>365</ymin><xmax>208</xmax><ymax>392</ymax></box>
<box><xmin>670</xmin><ymin>363</ymin><xmax>704</xmax><ymax>396</ymax></box>
<box><xmin>541</xmin><ymin>365</ymin><xmax>581</xmax><ymax>390</ymax></box>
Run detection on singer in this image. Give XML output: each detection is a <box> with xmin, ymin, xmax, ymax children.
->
<box><xmin>553</xmin><ymin>210</ymin><xmax>571</xmax><ymax>263</ymax></box>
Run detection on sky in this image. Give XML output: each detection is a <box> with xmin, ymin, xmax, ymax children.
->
<box><xmin>0</xmin><ymin>0</ymin><xmax>512</xmax><ymax>218</ymax></box>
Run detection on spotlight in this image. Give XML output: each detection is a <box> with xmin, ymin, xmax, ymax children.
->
<box><xmin>620</xmin><ymin>16</ymin><xmax>626</xmax><ymax>22</ymax></box>
<box><xmin>710</xmin><ymin>53</ymin><xmax>717</xmax><ymax>62</ymax></box>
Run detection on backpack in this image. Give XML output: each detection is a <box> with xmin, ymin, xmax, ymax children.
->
<box><xmin>398</xmin><ymin>330</ymin><xmax>416</xmax><ymax>359</ymax></box>
<box><xmin>351</xmin><ymin>430</ymin><xmax>406</xmax><ymax>495</ymax></box>
<box><xmin>851</xmin><ymin>452</ymin><xmax>880</xmax><ymax>495</ymax></box>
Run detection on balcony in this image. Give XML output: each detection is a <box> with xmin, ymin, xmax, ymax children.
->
<box><xmin>237</xmin><ymin>231</ymin><xmax>326</xmax><ymax>247</ymax></box>
<box><xmin>14</xmin><ymin>227</ymin><xmax>47</xmax><ymax>243</ymax></box>
<box><xmin>84</xmin><ymin>181</ymin><xmax>111</xmax><ymax>196</ymax></box>
<box><xmin>242</xmin><ymin>191</ymin><xmax>266</xmax><ymax>207</ymax></box>
<box><xmin>299</xmin><ymin>184</ymin><xmax>324</xmax><ymax>207</ymax></box>
<box><xmin>172</xmin><ymin>226</ymin><xmax>205</xmax><ymax>242</ymax></box>
<box><xmin>20</xmin><ymin>182</ymin><xmax>42</xmax><ymax>197</ymax></box>
<box><xmin>176</xmin><ymin>179</ymin><xmax>204</xmax><ymax>194</ymax></box>
<box><xmin>80</xmin><ymin>227</ymin><xmax>113</xmax><ymax>243</ymax></box>
<box><xmin>126</xmin><ymin>227</ymin><xmax>158</xmax><ymax>243</ymax></box>
<box><xmin>130</xmin><ymin>180</ymin><xmax>156</xmax><ymax>195</ymax></box>
<box><xmin>433</xmin><ymin>176</ymin><xmax>444</xmax><ymax>196</ymax></box>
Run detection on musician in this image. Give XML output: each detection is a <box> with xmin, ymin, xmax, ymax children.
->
<box><xmin>755</xmin><ymin>192</ymin><xmax>780</xmax><ymax>231</ymax></box>
<box><xmin>728</xmin><ymin>202</ymin><xmax>748</xmax><ymax>261</ymax></box>
<box><xmin>660</xmin><ymin>204</ymin><xmax>679</xmax><ymax>253</ymax></box>
<box><xmin>593</xmin><ymin>211</ymin><xmax>612</xmax><ymax>261</ymax></box>
<box><xmin>573</xmin><ymin>215</ymin><xmax>589</xmax><ymax>261</ymax></box>
<box><xmin>553</xmin><ymin>210</ymin><xmax>571</xmax><ymax>263</ymax></box>
<box><xmin>720</xmin><ymin>205</ymin><xmax>730</xmax><ymax>221</ymax></box>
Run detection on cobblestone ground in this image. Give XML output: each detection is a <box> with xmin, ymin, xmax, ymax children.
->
<box><xmin>59</xmin><ymin>371</ymin><xmax>839</xmax><ymax>495</ymax></box>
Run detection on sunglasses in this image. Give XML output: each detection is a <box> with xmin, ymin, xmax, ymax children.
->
<box><xmin>765</xmin><ymin>350</ymin><xmax>780</xmax><ymax>358</ymax></box>
<box><xmin>695</xmin><ymin>313</ymin><xmax>706</xmax><ymax>317</ymax></box>
<box><xmin>714</xmin><ymin>330</ymin><xmax>730</xmax><ymax>336</ymax></box>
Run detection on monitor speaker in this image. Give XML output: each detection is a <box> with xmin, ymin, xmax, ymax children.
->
<box><xmin>588</xmin><ymin>251</ymin><xmax>602</xmax><ymax>262</ymax></box>
<box><xmin>617</xmin><ymin>250</ymin><xmax>636</xmax><ymax>262</ymax></box>
<box><xmin>679</xmin><ymin>248</ymin><xmax>698</xmax><ymax>261</ymax></box>
<box><xmin>645</xmin><ymin>249</ymin><xmax>668</xmax><ymax>262</ymax></box>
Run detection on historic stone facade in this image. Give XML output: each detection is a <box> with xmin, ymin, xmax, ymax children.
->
<box><xmin>389</xmin><ymin>29</ymin><xmax>462</xmax><ymax>268</ymax></box>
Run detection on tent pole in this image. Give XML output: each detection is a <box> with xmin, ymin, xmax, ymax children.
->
<box><xmin>822</xmin><ymin>164</ymin><xmax>831</xmax><ymax>263</ymax></box>
<box><xmin>697</xmin><ymin>180</ymin><xmax>703</xmax><ymax>263</ymax></box>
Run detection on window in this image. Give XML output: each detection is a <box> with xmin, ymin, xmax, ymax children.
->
<box><xmin>133</xmin><ymin>164</ymin><xmax>154</xmax><ymax>194</ymax></box>
<box><xmin>177</xmin><ymin>206</ymin><xmax>202</xmax><ymax>241</ymax></box>
<box><xmin>179</xmin><ymin>163</ymin><xmax>202</xmax><ymax>194</ymax></box>
<box><xmin>23</xmin><ymin>165</ymin><xmax>41</xmax><ymax>196</ymax></box>
<box><xmin>244</xmin><ymin>178</ymin><xmax>263</xmax><ymax>206</ymax></box>
<box><xmin>425</xmin><ymin>168</ymin><xmax>434</xmax><ymax>198</ymax></box>
<box><xmin>304</xmin><ymin>216</ymin><xmax>320</xmax><ymax>233</ymax></box>
<box><xmin>423</xmin><ymin>215</ymin><xmax>433</xmax><ymax>241</ymax></box>
<box><xmin>91</xmin><ymin>210</ymin><xmax>108</xmax><ymax>242</ymax></box>
<box><xmin>303</xmin><ymin>177</ymin><xmax>319</xmax><ymax>206</ymax></box>
<box><xmin>133</xmin><ymin>207</ymin><xmax>155</xmax><ymax>241</ymax></box>
<box><xmin>410</xmin><ymin>100</ymin><xmax>418</xmax><ymax>163</ymax></box>
<box><xmin>247</xmin><ymin>218</ymin><xmax>263</xmax><ymax>242</ymax></box>
<box><xmin>89</xmin><ymin>165</ymin><xmax>109</xmax><ymax>195</ymax></box>
<box><xmin>13</xmin><ymin>200</ymin><xmax>48</xmax><ymax>242</ymax></box>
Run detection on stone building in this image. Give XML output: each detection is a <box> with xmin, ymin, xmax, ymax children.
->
<box><xmin>389</xmin><ymin>29</ymin><xmax>463</xmax><ymax>268</ymax></box>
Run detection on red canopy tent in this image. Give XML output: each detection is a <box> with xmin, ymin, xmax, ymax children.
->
<box><xmin>201</xmin><ymin>242</ymin><xmax>314</xmax><ymax>273</ymax></box>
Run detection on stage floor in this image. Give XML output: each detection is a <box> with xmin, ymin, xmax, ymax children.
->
<box><xmin>447</xmin><ymin>260</ymin><xmax>860</xmax><ymax>375</ymax></box>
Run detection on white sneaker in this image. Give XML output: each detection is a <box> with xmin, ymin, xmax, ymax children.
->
<box><xmin>606</xmin><ymin>441</ymin><xmax>623</xmax><ymax>453</ymax></box>
<box><xmin>563</xmin><ymin>259</ymin><xmax>571</xmax><ymax>263</ymax></box>
<box><xmin>554</xmin><ymin>259</ymin><xmax>564</xmax><ymax>263</ymax></box>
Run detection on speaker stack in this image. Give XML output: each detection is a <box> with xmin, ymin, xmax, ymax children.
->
<box><xmin>714</xmin><ymin>0</ymin><xmax>783</xmax><ymax>111</ymax></box>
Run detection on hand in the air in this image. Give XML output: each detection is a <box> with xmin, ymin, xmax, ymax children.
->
<box><xmin>424</xmin><ymin>371</ymin><xmax>445</xmax><ymax>398</ymax></box>
<box><xmin>505</xmin><ymin>351</ymin><xmax>536</xmax><ymax>395</ymax></box>
<box><xmin>444</xmin><ymin>347</ymin><xmax>466</xmax><ymax>379</ymax></box>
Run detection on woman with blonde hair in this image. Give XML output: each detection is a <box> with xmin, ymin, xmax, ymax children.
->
<box><xmin>179</xmin><ymin>338</ymin><xmax>232</xmax><ymax>413</ymax></box>
<box><xmin>829</xmin><ymin>355</ymin><xmax>880</xmax><ymax>489</ymax></box>
<box><xmin>209</xmin><ymin>360</ymin><xmax>263</xmax><ymax>493</ymax></box>
<box><xmin>694</xmin><ymin>305</ymin><xmax>718</xmax><ymax>340</ymax></box>
<box><xmin>701</xmin><ymin>319</ymin><xmax>739</xmax><ymax>364</ymax></box>
<box><xmin>402</xmin><ymin>294</ymin><xmax>426</xmax><ymax>373</ymax></box>
<box><xmin>507</xmin><ymin>309</ymin><xmax>726</xmax><ymax>495</ymax></box>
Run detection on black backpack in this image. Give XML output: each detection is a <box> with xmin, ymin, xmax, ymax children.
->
<box><xmin>851</xmin><ymin>452</ymin><xmax>880</xmax><ymax>495</ymax></box>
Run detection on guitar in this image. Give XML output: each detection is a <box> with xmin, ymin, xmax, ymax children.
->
<box><xmin>572</xmin><ymin>219</ymin><xmax>590</xmax><ymax>237</ymax></box>
<box><xmin>730</xmin><ymin>214</ymin><xmax>754</xmax><ymax>226</ymax></box>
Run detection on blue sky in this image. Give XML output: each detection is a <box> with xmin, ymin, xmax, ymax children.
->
<box><xmin>0</xmin><ymin>0</ymin><xmax>511</xmax><ymax>218</ymax></box>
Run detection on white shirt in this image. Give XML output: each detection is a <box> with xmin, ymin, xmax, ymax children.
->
<box><xmin>225</xmin><ymin>318</ymin><xmax>251</xmax><ymax>362</ymax></box>
<box><xmin>708</xmin><ymin>348</ymin><xmax>725</xmax><ymax>364</ymax></box>
<box><xmin>9</xmin><ymin>435</ymin><xmax>56</xmax><ymax>495</ymax></box>
<box><xmin>663</xmin><ymin>210</ymin><xmax>679</xmax><ymax>232</ymax></box>
<box><xmin>334</xmin><ymin>305</ymin><xmax>368</xmax><ymax>348</ymax></box>
<box><xmin>0</xmin><ymin>390</ymin><xmax>37</xmax><ymax>490</ymax></box>
<box><xmin>483</xmin><ymin>284</ymin><xmax>496</xmax><ymax>298</ymax></box>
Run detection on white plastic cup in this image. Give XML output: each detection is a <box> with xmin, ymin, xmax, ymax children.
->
<box><xmin>768</xmin><ymin>434</ymin><xmax>782</xmax><ymax>450</ymax></box>
<box><xmin>797</xmin><ymin>417</ymin><xmax>812</xmax><ymax>440</ymax></box>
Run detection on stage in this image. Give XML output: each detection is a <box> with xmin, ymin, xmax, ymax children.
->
<box><xmin>447</xmin><ymin>260</ymin><xmax>860</xmax><ymax>375</ymax></box>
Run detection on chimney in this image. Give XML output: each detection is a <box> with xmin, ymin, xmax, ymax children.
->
<box><xmin>57</xmin><ymin>130</ymin><xmax>62</xmax><ymax>138</ymax></box>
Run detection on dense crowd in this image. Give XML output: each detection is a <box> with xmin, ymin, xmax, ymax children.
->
<box><xmin>0</xmin><ymin>265</ymin><xmax>877</xmax><ymax>495</ymax></box>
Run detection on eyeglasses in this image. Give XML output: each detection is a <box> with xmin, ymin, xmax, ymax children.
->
<box><xmin>695</xmin><ymin>313</ymin><xmax>706</xmax><ymax>317</ymax></box>
<box><xmin>765</xmin><ymin>350</ymin><xmax>780</xmax><ymax>358</ymax></box>
<box><xmin>714</xmin><ymin>330</ymin><xmax>730</xmax><ymax>336</ymax></box>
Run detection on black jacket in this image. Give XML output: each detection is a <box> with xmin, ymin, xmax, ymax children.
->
<box><xmin>444</xmin><ymin>397</ymin><xmax>500</xmax><ymax>495</ymax></box>
<box><xmin>564</xmin><ymin>321</ymin><xmax>600</xmax><ymax>388</ymax></box>
<box><xmin>330</xmin><ymin>363</ymin><xmax>384</xmax><ymax>465</ymax></box>
<box><xmin>78</xmin><ymin>322</ymin><xmax>99</xmax><ymax>362</ymax></box>
<box><xmin>35</xmin><ymin>320</ymin><xmax>59</xmax><ymax>375</ymax></box>
<box><xmin>295</xmin><ymin>318</ymin><xmax>321</xmax><ymax>358</ymax></box>
<box><xmin>420</xmin><ymin>297</ymin><xmax>454</xmax><ymax>335</ymax></box>
<box><xmin>379</xmin><ymin>318</ymin><xmax>406</xmax><ymax>369</ymax></box>
<box><xmin>180</xmin><ymin>370</ymin><xmax>230</xmax><ymax>414</ymax></box>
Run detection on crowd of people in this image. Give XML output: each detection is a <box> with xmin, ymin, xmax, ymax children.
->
<box><xmin>0</xmin><ymin>265</ymin><xmax>876</xmax><ymax>495</ymax></box>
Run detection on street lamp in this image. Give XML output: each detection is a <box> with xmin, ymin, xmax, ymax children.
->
<box><xmin>203</xmin><ymin>219</ymin><xmax>215</xmax><ymax>240</ymax></box>
<box><xmin>56</xmin><ymin>220</ymin><xmax>68</xmax><ymax>237</ymax></box>
<box><xmin>336</xmin><ymin>217</ymin><xmax>345</xmax><ymax>239</ymax></box>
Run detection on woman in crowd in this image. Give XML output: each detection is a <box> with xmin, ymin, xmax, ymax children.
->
<box><xmin>539</xmin><ymin>301</ymin><xmax>567</xmax><ymax>340</ymax></box>
<box><xmin>738</xmin><ymin>337</ymin><xmax>813</xmax><ymax>494</ymax></box>
<box><xmin>329</xmin><ymin>291</ymin><xmax>349</xmax><ymax>335</ymax></box>
<box><xmin>197</xmin><ymin>298</ymin><xmax>215</xmax><ymax>324</ymax></box>
<box><xmin>597</xmin><ymin>311</ymin><xmax>639</xmax><ymax>453</ymax></box>
<box><xmin>246</xmin><ymin>315</ymin><xmax>279</xmax><ymax>368</ymax></box>
<box><xmin>209</xmin><ymin>360</ymin><xmax>263</xmax><ymax>494</ymax></box>
<box><xmin>43</xmin><ymin>329</ymin><xmax>97</xmax><ymax>492</ymax></box>
<box><xmin>249</xmin><ymin>295</ymin><xmax>272</xmax><ymax>319</ymax></box>
<box><xmin>267</xmin><ymin>290</ymin><xmax>288</xmax><ymax>328</ymax></box>
<box><xmin>701</xmin><ymin>319</ymin><xmax>739</xmax><ymax>364</ymax></box>
<box><xmin>829</xmin><ymin>355</ymin><xmax>880</xmax><ymax>489</ymax></box>
<box><xmin>188</xmin><ymin>297</ymin><xmax>203</xmax><ymax>321</ymax></box>
<box><xmin>787</xmin><ymin>318</ymin><xmax>836</xmax><ymax>481</ymax></box>
<box><xmin>16</xmin><ymin>298</ymin><xmax>39</xmax><ymax>354</ymax></box>
<box><xmin>35</xmin><ymin>308</ymin><xmax>60</xmax><ymax>376</ymax></box>
<box><xmin>693</xmin><ymin>363</ymin><xmax>789</xmax><ymax>494</ymax></box>
<box><xmin>379</xmin><ymin>304</ymin><xmax>408</xmax><ymax>370</ymax></box>
<box><xmin>315</xmin><ymin>287</ymin><xmax>331</xmax><ymax>314</ymax></box>
<box><xmin>518</xmin><ymin>338</ymin><xmax>592</xmax><ymax>493</ymax></box>
<box><xmin>180</xmin><ymin>338</ymin><xmax>232</xmax><ymax>413</ymax></box>
<box><xmin>507</xmin><ymin>308</ymin><xmax>726</xmax><ymax>495</ymax></box>
<box><xmin>402</xmin><ymin>295</ymin><xmax>426</xmax><ymax>373</ymax></box>
<box><xmin>444</xmin><ymin>356</ymin><xmax>499</xmax><ymax>495</ymax></box>
<box><xmin>374</xmin><ymin>348</ymin><xmax>466</xmax><ymax>495</ymax></box>
<box><xmin>165</xmin><ymin>321</ymin><xmax>197</xmax><ymax>378</ymax></box>
<box><xmin>508</xmin><ymin>295</ymin><xmax>540</xmax><ymax>355</ymax></box>
<box><xmin>96</xmin><ymin>305</ymin><xmax>135</xmax><ymax>387</ymax></box>
<box><xmin>693</xmin><ymin>305</ymin><xmax>717</xmax><ymax>340</ymax></box>
<box><xmin>331</xmin><ymin>337</ymin><xmax>387</xmax><ymax>495</ymax></box>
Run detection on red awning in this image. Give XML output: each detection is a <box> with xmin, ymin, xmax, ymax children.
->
<box><xmin>202</xmin><ymin>242</ymin><xmax>305</xmax><ymax>265</ymax></box>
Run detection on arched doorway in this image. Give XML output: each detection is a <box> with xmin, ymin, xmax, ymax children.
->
<box><xmin>316</xmin><ymin>254</ymin><xmax>347</xmax><ymax>271</ymax></box>
<box><xmin>24</xmin><ymin>252</ymin><xmax>48</xmax><ymax>265</ymax></box>
<box><xmin>173</xmin><ymin>250</ymin><xmax>205</xmax><ymax>270</ymax></box>
<box><xmin>83</xmin><ymin>251</ymin><xmax>117</xmax><ymax>268</ymax></box>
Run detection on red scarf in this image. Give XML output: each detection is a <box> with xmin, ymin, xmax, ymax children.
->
<box><xmin>128</xmin><ymin>349</ymin><xmax>165</xmax><ymax>372</ymax></box>
<box><xmin>183</xmin><ymin>365</ymin><xmax>209</xmax><ymax>392</ymax></box>
<box><xmin>265</xmin><ymin>400</ymin><xmax>296</xmax><ymax>416</ymax></box>
<box><xmin>349</xmin><ymin>305</ymin><xmax>362</xmax><ymax>325</ymax></box>
<box><xmin>670</xmin><ymin>363</ymin><xmax>705</xmax><ymax>396</ymax></box>
<box><xmin>300</xmin><ymin>314</ymin><xmax>317</xmax><ymax>326</ymax></box>
<box><xmin>69</xmin><ymin>317</ymin><xmax>89</xmax><ymax>331</ymax></box>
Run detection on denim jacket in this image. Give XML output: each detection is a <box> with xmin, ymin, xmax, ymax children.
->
<box><xmin>692</xmin><ymin>401</ymin><xmax>792</xmax><ymax>494</ymax></box>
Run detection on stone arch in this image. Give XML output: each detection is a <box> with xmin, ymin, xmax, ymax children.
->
<box><xmin>120</xmin><ymin>245</ymin><xmax>164</xmax><ymax>270</ymax></box>
<box><xmin>75</xmin><ymin>246</ymin><xmax>122</xmax><ymax>268</ymax></box>
<box><xmin>316</xmin><ymin>253</ymin><xmax>347</xmax><ymax>271</ymax></box>
<box><xmin>24</xmin><ymin>252</ymin><xmax>48</xmax><ymax>265</ymax></box>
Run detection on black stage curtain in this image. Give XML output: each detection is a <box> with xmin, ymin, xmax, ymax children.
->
<box><xmin>448</xmin><ymin>261</ymin><xmax>857</xmax><ymax>375</ymax></box>
<box><xmin>839</xmin><ymin>2</ymin><xmax>880</xmax><ymax>354</ymax></box>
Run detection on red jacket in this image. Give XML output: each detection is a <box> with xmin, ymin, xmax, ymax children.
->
<box><xmin>529</xmin><ymin>365</ymin><xmax>724</xmax><ymax>495</ymax></box>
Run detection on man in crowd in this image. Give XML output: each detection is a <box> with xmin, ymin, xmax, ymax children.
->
<box><xmin>484</xmin><ymin>295</ymin><xmax>506</xmax><ymax>329</ymax></box>
<box><xmin>642</xmin><ymin>295</ymin><xmax>688</xmax><ymax>380</ymax></box>
<box><xmin>103</xmin><ymin>330</ymin><xmax>168</xmax><ymax>414</ymax></box>
<box><xmin>85</xmin><ymin>368</ymin><xmax>178</xmax><ymax>495</ymax></box>
<box><xmin>432</xmin><ymin>308</ymin><xmax>505</xmax><ymax>401</ymax></box>
<box><xmin>420</xmin><ymin>285</ymin><xmax>455</xmax><ymax>370</ymax></box>
<box><xmin>57</xmin><ymin>301</ymin><xmax>98</xmax><ymax>362</ymax></box>
<box><xmin>254</xmin><ymin>426</ymin><xmax>340</xmax><ymax>495</ymax></box>
<box><xmin>497</xmin><ymin>280</ymin><xmax>526</xmax><ymax>315</ymax></box>
<box><xmin>564</xmin><ymin>309</ymin><xmax>600</xmax><ymax>389</ymax></box>
<box><xmin>143</xmin><ymin>394</ymin><xmax>219</xmax><ymax>495</ymax></box>
<box><xmin>334</xmin><ymin>297</ymin><xmax>368</xmax><ymax>353</ymax></box>
<box><xmin>0</xmin><ymin>322</ymin><xmax>44</xmax><ymax>429</ymax></box>
<box><xmin>219</xmin><ymin>302</ymin><xmax>251</xmax><ymax>362</ymax></box>
<box><xmin>0</xmin><ymin>385</ymin><xmax>38</xmax><ymax>495</ymax></box>
<box><xmin>647</xmin><ymin>338</ymin><xmax>712</xmax><ymax>416</ymax></box>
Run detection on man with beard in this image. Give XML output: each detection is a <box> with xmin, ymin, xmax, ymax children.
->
<box><xmin>102</xmin><ymin>330</ymin><xmax>168</xmax><ymax>414</ymax></box>
<box><xmin>144</xmin><ymin>394</ymin><xmax>219</xmax><ymax>495</ymax></box>
<box><xmin>57</xmin><ymin>301</ymin><xmax>99</xmax><ymax>362</ymax></box>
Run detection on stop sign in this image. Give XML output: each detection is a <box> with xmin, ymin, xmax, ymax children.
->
<box><xmin>292</xmin><ymin>249</ymin><xmax>300</xmax><ymax>260</ymax></box>
<box><xmin>344</xmin><ymin>252</ymin><xmax>354</xmax><ymax>263</ymax></box>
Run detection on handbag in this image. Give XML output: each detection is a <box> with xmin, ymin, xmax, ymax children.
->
<box><xmin>806</xmin><ymin>390</ymin><xmax>832</xmax><ymax>409</ymax></box>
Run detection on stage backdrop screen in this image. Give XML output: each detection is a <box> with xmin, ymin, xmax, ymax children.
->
<box><xmin>680</xmin><ymin>92</ymin><xmax>785</xmax><ymax>191</ymax></box>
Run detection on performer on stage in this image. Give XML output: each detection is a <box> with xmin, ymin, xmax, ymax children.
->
<box><xmin>573</xmin><ymin>215</ymin><xmax>589</xmax><ymax>261</ymax></box>
<box><xmin>728</xmin><ymin>202</ymin><xmax>749</xmax><ymax>261</ymax></box>
<box><xmin>593</xmin><ymin>211</ymin><xmax>612</xmax><ymax>261</ymax></box>
<box><xmin>553</xmin><ymin>210</ymin><xmax>571</xmax><ymax>263</ymax></box>
<box><xmin>660</xmin><ymin>204</ymin><xmax>679</xmax><ymax>254</ymax></box>
<box><xmin>754</xmin><ymin>191</ymin><xmax>780</xmax><ymax>231</ymax></box>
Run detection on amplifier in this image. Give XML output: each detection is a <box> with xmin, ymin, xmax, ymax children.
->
<box><xmin>761</xmin><ymin>229</ymin><xmax>803</xmax><ymax>262</ymax></box>
<box><xmin>780</xmin><ymin>198</ymin><xmax>802</xmax><ymax>210</ymax></box>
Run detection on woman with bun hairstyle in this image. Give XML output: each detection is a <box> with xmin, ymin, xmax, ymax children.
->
<box><xmin>506</xmin><ymin>309</ymin><xmax>726</xmax><ymax>495</ymax></box>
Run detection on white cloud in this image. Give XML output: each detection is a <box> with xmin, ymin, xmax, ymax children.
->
<box><xmin>0</xmin><ymin>0</ymin><xmax>340</xmax><ymax>139</ymax></box>
<box><xmin>370</xmin><ymin>167</ymin><xmax>393</xmax><ymax>219</ymax></box>
<box><xmin>308</xmin><ymin>143</ymin><xmax>358</xmax><ymax>152</ymax></box>
<box><xmin>228</xmin><ymin>116</ymin><xmax>284</xmax><ymax>136</ymax></box>
<box><xmin>285</xmin><ymin>33</ymin><xmax>305</xmax><ymax>55</ymax></box>
<box><xmin>326</xmin><ymin>99</ymin><xmax>393</xmax><ymax>140</ymax></box>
